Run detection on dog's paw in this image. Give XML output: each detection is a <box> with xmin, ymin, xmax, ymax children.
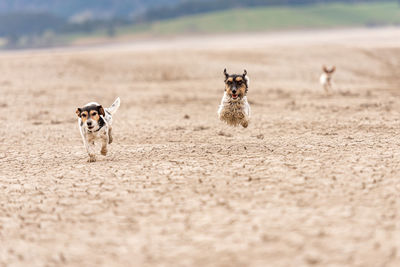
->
<box><xmin>88</xmin><ymin>155</ymin><xmax>96</xmax><ymax>162</ymax></box>
<box><xmin>241</xmin><ymin>121</ymin><xmax>248</xmax><ymax>128</ymax></box>
<box><xmin>101</xmin><ymin>148</ymin><xmax>107</xmax><ymax>156</ymax></box>
<box><xmin>108</xmin><ymin>136</ymin><xmax>113</xmax><ymax>144</ymax></box>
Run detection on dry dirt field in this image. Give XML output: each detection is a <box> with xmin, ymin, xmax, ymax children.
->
<box><xmin>1</xmin><ymin>28</ymin><xmax>400</xmax><ymax>267</ymax></box>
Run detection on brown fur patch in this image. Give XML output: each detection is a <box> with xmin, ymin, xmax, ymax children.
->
<box><xmin>80</xmin><ymin>111</ymin><xmax>89</xmax><ymax>123</ymax></box>
<box><xmin>235</xmin><ymin>77</ymin><xmax>243</xmax><ymax>82</ymax></box>
<box><xmin>225</xmin><ymin>83</ymin><xmax>231</xmax><ymax>92</ymax></box>
<box><xmin>99</xmin><ymin>106</ymin><xmax>105</xmax><ymax>116</ymax></box>
<box><xmin>237</xmin><ymin>84</ymin><xmax>247</xmax><ymax>97</ymax></box>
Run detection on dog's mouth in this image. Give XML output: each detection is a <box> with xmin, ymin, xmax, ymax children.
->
<box><xmin>87</xmin><ymin>126</ymin><xmax>95</xmax><ymax>130</ymax></box>
<box><xmin>231</xmin><ymin>93</ymin><xmax>239</xmax><ymax>100</ymax></box>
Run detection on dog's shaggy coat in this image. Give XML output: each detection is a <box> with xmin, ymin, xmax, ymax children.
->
<box><xmin>218</xmin><ymin>69</ymin><xmax>251</xmax><ymax>128</ymax></box>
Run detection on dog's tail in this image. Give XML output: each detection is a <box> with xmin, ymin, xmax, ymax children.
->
<box><xmin>107</xmin><ymin>97</ymin><xmax>120</xmax><ymax>115</ymax></box>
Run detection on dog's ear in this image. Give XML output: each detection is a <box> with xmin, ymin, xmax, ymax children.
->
<box><xmin>76</xmin><ymin>108</ymin><xmax>81</xmax><ymax>117</ymax></box>
<box><xmin>242</xmin><ymin>69</ymin><xmax>247</xmax><ymax>77</ymax></box>
<box><xmin>98</xmin><ymin>105</ymin><xmax>105</xmax><ymax>116</ymax></box>
<box><xmin>323</xmin><ymin>65</ymin><xmax>328</xmax><ymax>73</ymax></box>
<box><xmin>224</xmin><ymin>68</ymin><xmax>229</xmax><ymax>80</ymax></box>
<box><xmin>330</xmin><ymin>66</ymin><xmax>336</xmax><ymax>73</ymax></box>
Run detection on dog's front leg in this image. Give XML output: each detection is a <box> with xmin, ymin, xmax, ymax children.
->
<box><xmin>80</xmin><ymin>128</ymin><xmax>95</xmax><ymax>162</ymax></box>
<box><xmin>86</xmin><ymin>135</ymin><xmax>97</xmax><ymax>162</ymax></box>
<box><xmin>241</xmin><ymin>101</ymin><xmax>250</xmax><ymax>128</ymax></box>
<box><xmin>241</xmin><ymin>113</ymin><xmax>249</xmax><ymax>128</ymax></box>
<box><xmin>100</xmin><ymin>129</ymin><xmax>109</xmax><ymax>156</ymax></box>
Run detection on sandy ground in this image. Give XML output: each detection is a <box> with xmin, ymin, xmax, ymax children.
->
<box><xmin>1</xmin><ymin>27</ymin><xmax>400</xmax><ymax>267</ymax></box>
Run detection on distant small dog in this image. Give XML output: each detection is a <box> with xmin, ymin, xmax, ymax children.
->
<box><xmin>320</xmin><ymin>65</ymin><xmax>336</xmax><ymax>92</ymax></box>
<box><xmin>218</xmin><ymin>68</ymin><xmax>250</xmax><ymax>128</ymax></box>
<box><xmin>76</xmin><ymin>97</ymin><xmax>120</xmax><ymax>162</ymax></box>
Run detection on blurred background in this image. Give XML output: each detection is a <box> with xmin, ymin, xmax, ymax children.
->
<box><xmin>0</xmin><ymin>0</ymin><xmax>399</xmax><ymax>49</ymax></box>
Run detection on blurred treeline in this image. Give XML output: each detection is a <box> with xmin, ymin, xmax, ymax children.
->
<box><xmin>0</xmin><ymin>0</ymin><xmax>396</xmax><ymax>49</ymax></box>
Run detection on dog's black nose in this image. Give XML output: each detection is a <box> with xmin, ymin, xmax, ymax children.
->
<box><xmin>87</xmin><ymin>121</ymin><xmax>92</xmax><ymax>126</ymax></box>
<box><xmin>232</xmin><ymin>90</ymin><xmax>237</xmax><ymax>94</ymax></box>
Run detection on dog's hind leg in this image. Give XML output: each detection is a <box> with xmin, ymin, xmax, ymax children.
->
<box><xmin>100</xmin><ymin>130</ymin><xmax>109</xmax><ymax>156</ymax></box>
<box><xmin>108</xmin><ymin>126</ymin><xmax>113</xmax><ymax>144</ymax></box>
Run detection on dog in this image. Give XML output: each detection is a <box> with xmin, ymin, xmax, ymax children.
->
<box><xmin>218</xmin><ymin>68</ymin><xmax>250</xmax><ymax>128</ymax></box>
<box><xmin>320</xmin><ymin>65</ymin><xmax>336</xmax><ymax>92</ymax></box>
<box><xmin>76</xmin><ymin>97</ymin><xmax>120</xmax><ymax>162</ymax></box>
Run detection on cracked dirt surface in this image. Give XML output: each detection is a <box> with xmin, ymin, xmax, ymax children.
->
<box><xmin>1</xmin><ymin>28</ymin><xmax>400</xmax><ymax>266</ymax></box>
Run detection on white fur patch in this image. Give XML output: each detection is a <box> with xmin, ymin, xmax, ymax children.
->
<box><xmin>84</xmin><ymin>102</ymin><xmax>100</xmax><ymax>107</ymax></box>
<box><xmin>245</xmin><ymin>75</ymin><xmax>250</xmax><ymax>86</ymax></box>
<box><xmin>320</xmin><ymin>73</ymin><xmax>328</xmax><ymax>85</ymax></box>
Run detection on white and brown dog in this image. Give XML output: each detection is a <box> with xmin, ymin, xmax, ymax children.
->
<box><xmin>76</xmin><ymin>97</ymin><xmax>120</xmax><ymax>162</ymax></box>
<box><xmin>320</xmin><ymin>65</ymin><xmax>336</xmax><ymax>92</ymax></box>
<box><xmin>218</xmin><ymin>68</ymin><xmax>250</xmax><ymax>128</ymax></box>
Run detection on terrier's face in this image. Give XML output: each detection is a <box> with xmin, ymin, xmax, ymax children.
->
<box><xmin>224</xmin><ymin>69</ymin><xmax>248</xmax><ymax>101</ymax></box>
<box><xmin>76</xmin><ymin>103</ymin><xmax>105</xmax><ymax>131</ymax></box>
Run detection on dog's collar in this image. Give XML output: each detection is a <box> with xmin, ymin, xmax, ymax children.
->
<box><xmin>87</xmin><ymin>125</ymin><xmax>103</xmax><ymax>133</ymax></box>
<box><xmin>90</xmin><ymin>116</ymin><xmax>105</xmax><ymax>132</ymax></box>
<box><xmin>93</xmin><ymin>125</ymin><xmax>104</xmax><ymax>132</ymax></box>
<box><xmin>87</xmin><ymin>122</ymin><xmax>104</xmax><ymax>133</ymax></box>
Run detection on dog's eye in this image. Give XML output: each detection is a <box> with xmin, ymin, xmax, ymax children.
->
<box><xmin>81</xmin><ymin>114</ymin><xmax>87</xmax><ymax>117</ymax></box>
<box><xmin>237</xmin><ymin>81</ymin><xmax>242</xmax><ymax>85</ymax></box>
<box><xmin>91</xmin><ymin>112</ymin><xmax>97</xmax><ymax>116</ymax></box>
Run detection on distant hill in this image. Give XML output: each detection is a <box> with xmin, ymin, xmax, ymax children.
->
<box><xmin>139</xmin><ymin>0</ymin><xmax>397</xmax><ymax>22</ymax></box>
<box><xmin>121</xmin><ymin>1</ymin><xmax>400</xmax><ymax>35</ymax></box>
